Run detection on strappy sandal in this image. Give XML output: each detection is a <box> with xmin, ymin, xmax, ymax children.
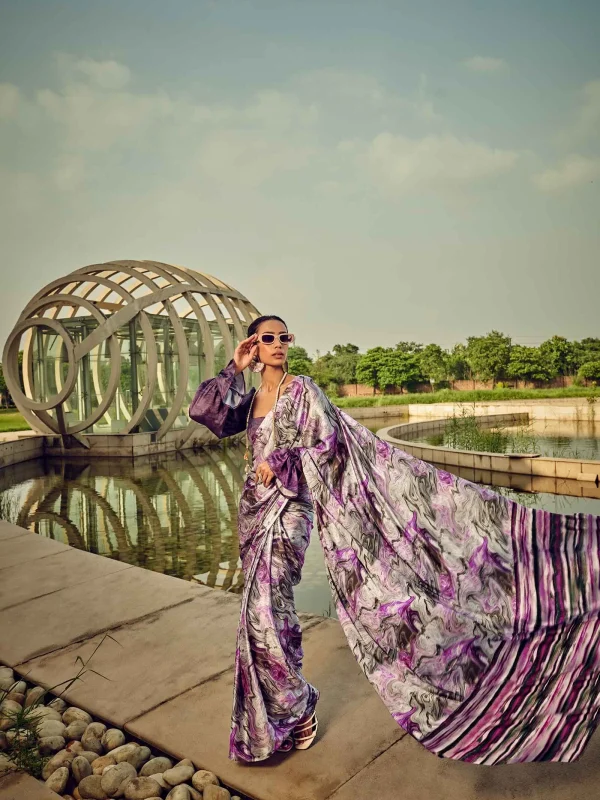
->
<box><xmin>277</xmin><ymin>736</ymin><xmax>294</xmax><ymax>753</ymax></box>
<box><xmin>293</xmin><ymin>710</ymin><xmax>319</xmax><ymax>750</ymax></box>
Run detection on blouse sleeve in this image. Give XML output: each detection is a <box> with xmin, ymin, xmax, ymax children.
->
<box><xmin>265</xmin><ymin>377</ymin><xmax>339</xmax><ymax>498</ymax></box>
<box><xmin>188</xmin><ymin>359</ymin><xmax>254</xmax><ymax>439</ymax></box>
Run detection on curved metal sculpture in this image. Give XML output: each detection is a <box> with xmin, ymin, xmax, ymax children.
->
<box><xmin>2</xmin><ymin>260</ymin><xmax>260</xmax><ymax>439</ymax></box>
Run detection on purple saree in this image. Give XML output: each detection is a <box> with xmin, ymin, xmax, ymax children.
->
<box><xmin>190</xmin><ymin>361</ymin><xmax>600</xmax><ymax>765</ymax></box>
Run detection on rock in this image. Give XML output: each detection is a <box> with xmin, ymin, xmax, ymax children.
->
<box><xmin>79</xmin><ymin>750</ymin><xmax>103</xmax><ymax>764</ymax></box>
<box><xmin>81</xmin><ymin>735</ymin><xmax>103</xmax><ymax>754</ymax></box>
<box><xmin>38</xmin><ymin>719</ymin><xmax>68</xmax><ymax>738</ymax></box>
<box><xmin>72</xmin><ymin>754</ymin><xmax>93</xmax><ymax>782</ymax></box>
<box><xmin>42</xmin><ymin>749</ymin><xmax>75</xmax><ymax>780</ymax></box>
<box><xmin>163</xmin><ymin>765</ymin><xmax>195</xmax><ymax>786</ymax></box>
<box><xmin>0</xmin><ymin>754</ymin><xmax>16</xmax><ymax>776</ymax></box>
<box><xmin>100</xmin><ymin>761</ymin><xmax>137</xmax><ymax>797</ymax></box>
<box><xmin>0</xmin><ymin>732</ymin><xmax>7</xmax><ymax>751</ymax></box>
<box><xmin>48</xmin><ymin>697</ymin><xmax>68</xmax><ymax>712</ymax></box>
<box><xmin>107</xmin><ymin>743</ymin><xmax>138</xmax><ymax>763</ymax></box>
<box><xmin>30</xmin><ymin>706</ymin><xmax>63</xmax><ymax>722</ymax></box>
<box><xmin>12</xmin><ymin>680</ymin><xmax>27</xmax><ymax>694</ymax></box>
<box><xmin>0</xmin><ymin>669</ymin><xmax>15</xmax><ymax>691</ymax></box>
<box><xmin>63</xmin><ymin>707</ymin><xmax>93</xmax><ymax>726</ymax></box>
<box><xmin>130</xmin><ymin>746</ymin><xmax>151</xmax><ymax>770</ymax></box>
<box><xmin>166</xmin><ymin>788</ymin><xmax>191</xmax><ymax>800</ymax></box>
<box><xmin>0</xmin><ymin>699</ymin><xmax>21</xmax><ymax>715</ymax></box>
<box><xmin>0</xmin><ymin>718</ymin><xmax>11</xmax><ymax>733</ymax></box>
<box><xmin>148</xmin><ymin>774</ymin><xmax>170</xmax><ymax>789</ymax></box>
<box><xmin>174</xmin><ymin>759</ymin><xmax>194</xmax><ymax>768</ymax></box>
<box><xmin>203</xmin><ymin>787</ymin><xmax>231</xmax><ymax>800</ymax></box>
<box><xmin>24</xmin><ymin>685</ymin><xmax>46</xmax><ymax>707</ymax></box>
<box><xmin>79</xmin><ymin>774</ymin><xmax>108</xmax><ymax>799</ymax></box>
<box><xmin>63</xmin><ymin>796</ymin><xmax>76</xmax><ymax>800</ymax></box>
<box><xmin>66</xmin><ymin>741</ymin><xmax>84</xmax><ymax>753</ymax></box>
<box><xmin>101</xmin><ymin>729</ymin><xmax>125</xmax><ymax>752</ymax></box>
<box><xmin>91</xmin><ymin>755</ymin><xmax>116</xmax><ymax>775</ymax></box>
<box><xmin>39</xmin><ymin>735</ymin><xmax>67</xmax><ymax>754</ymax></box>
<box><xmin>191</xmin><ymin>770</ymin><xmax>219</xmax><ymax>792</ymax></box>
<box><xmin>102</xmin><ymin>765</ymin><xmax>116</xmax><ymax>775</ymax></box>
<box><xmin>5</xmin><ymin>692</ymin><xmax>25</xmax><ymax>705</ymax></box>
<box><xmin>73</xmin><ymin>789</ymin><xmax>82</xmax><ymax>800</ymax></box>
<box><xmin>66</xmin><ymin>720</ymin><xmax>89</xmax><ymax>740</ymax></box>
<box><xmin>46</xmin><ymin>766</ymin><xmax>70</xmax><ymax>794</ymax></box>
<box><xmin>140</xmin><ymin>756</ymin><xmax>173</xmax><ymax>776</ymax></box>
<box><xmin>123</xmin><ymin>778</ymin><xmax>162</xmax><ymax>800</ymax></box>
<box><xmin>187</xmin><ymin>787</ymin><xmax>201</xmax><ymax>800</ymax></box>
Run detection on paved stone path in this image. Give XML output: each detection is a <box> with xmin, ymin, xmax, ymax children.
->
<box><xmin>1</xmin><ymin>521</ymin><xmax>600</xmax><ymax>799</ymax></box>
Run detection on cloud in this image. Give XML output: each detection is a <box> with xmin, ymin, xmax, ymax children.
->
<box><xmin>56</xmin><ymin>54</ymin><xmax>132</xmax><ymax>90</ymax></box>
<box><xmin>358</xmin><ymin>133</ymin><xmax>518</xmax><ymax>190</ymax></box>
<box><xmin>568</xmin><ymin>79</ymin><xmax>600</xmax><ymax>143</ymax></box>
<box><xmin>196</xmin><ymin>129</ymin><xmax>313</xmax><ymax>188</ymax></box>
<box><xmin>533</xmin><ymin>154</ymin><xmax>600</xmax><ymax>192</ymax></box>
<box><xmin>0</xmin><ymin>83</ymin><xmax>20</xmax><ymax>118</ymax></box>
<box><xmin>36</xmin><ymin>81</ymin><xmax>174</xmax><ymax>151</ymax></box>
<box><xmin>463</xmin><ymin>56</ymin><xmax>507</xmax><ymax>73</ymax></box>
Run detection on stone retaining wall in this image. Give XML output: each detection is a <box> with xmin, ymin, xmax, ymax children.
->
<box><xmin>378</xmin><ymin>415</ymin><xmax>600</xmax><ymax>497</ymax></box>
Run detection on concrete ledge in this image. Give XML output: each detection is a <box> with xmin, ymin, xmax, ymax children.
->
<box><xmin>377</xmin><ymin>414</ymin><xmax>600</xmax><ymax>498</ymax></box>
<box><xmin>0</xmin><ymin>771</ymin><xmax>62</xmax><ymax>800</ymax></box>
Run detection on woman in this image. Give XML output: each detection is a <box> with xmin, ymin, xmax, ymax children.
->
<box><xmin>189</xmin><ymin>315</ymin><xmax>600</xmax><ymax>766</ymax></box>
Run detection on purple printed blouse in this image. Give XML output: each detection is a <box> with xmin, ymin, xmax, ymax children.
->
<box><xmin>188</xmin><ymin>359</ymin><xmax>303</xmax><ymax>495</ymax></box>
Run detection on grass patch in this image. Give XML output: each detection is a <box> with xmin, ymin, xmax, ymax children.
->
<box><xmin>332</xmin><ymin>386</ymin><xmax>599</xmax><ymax>408</ymax></box>
<box><xmin>441</xmin><ymin>409</ymin><xmax>538</xmax><ymax>454</ymax></box>
<box><xmin>0</xmin><ymin>409</ymin><xmax>30</xmax><ymax>433</ymax></box>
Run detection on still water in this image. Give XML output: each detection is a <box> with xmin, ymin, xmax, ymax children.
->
<box><xmin>1</xmin><ymin>415</ymin><xmax>599</xmax><ymax>618</ymax></box>
<box><xmin>414</xmin><ymin>419</ymin><xmax>600</xmax><ymax>460</ymax></box>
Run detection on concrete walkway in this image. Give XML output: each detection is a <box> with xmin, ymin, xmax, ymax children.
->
<box><xmin>1</xmin><ymin>522</ymin><xmax>600</xmax><ymax>800</ymax></box>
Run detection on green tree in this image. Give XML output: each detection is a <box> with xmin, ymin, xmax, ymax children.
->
<box><xmin>446</xmin><ymin>343</ymin><xmax>470</xmax><ymax>384</ymax></box>
<box><xmin>356</xmin><ymin>347</ymin><xmax>389</xmax><ymax>393</ymax></box>
<box><xmin>578</xmin><ymin>361</ymin><xmax>600</xmax><ymax>382</ymax></box>
<box><xmin>311</xmin><ymin>351</ymin><xmax>338</xmax><ymax>391</ymax></box>
<box><xmin>419</xmin><ymin>344</ymin><xmax>449</xmax><ymax>388</ymax></box>
<box><xmin>329</xmin><ymin>343</ymin><xmax>360</xmax><ymax>385</ymax></box>
<box><xmin>395</xmin><ymin>341</ymin><xmax>423</xmax><ymax>355</ymax></box>
<box><xmin>287</xmin><ymin>346</ymin><xmax>313</xmax><ymax>376</ymax></box>
<box><xmin>575</xmin><ymin>338</ymin><xmax>600</xmax><ymax>369</ymax></box>
<box><xmin>379</xmin><ymin>350</ymin><xmax>423</xmax><ymax>391</ymax></box>
<box><xmin>539</xmin><ymin>336</ymin><xmax>575</xmax><ymax>379</ymax></box>
<box><xmin>0</xmin><ymin>363</ymin><xmax>7</xmax><ymax>407</ymax></box>
<box><xmin>466</xmin><ymin>331</ymin><xmax>512</xmax><ymax>385</ymax></box>
<box><xmin>507</xmin><ymin>346</ymin><xmax>554</xmax><ymax>383</ymax></box>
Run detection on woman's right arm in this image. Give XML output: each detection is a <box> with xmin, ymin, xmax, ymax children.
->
<box><xmin>188</xmin><ymin>334</ymin><xmax>259</xmax><ymax>439</ymax></box>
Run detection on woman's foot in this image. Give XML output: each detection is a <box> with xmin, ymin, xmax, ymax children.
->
<box><xmin>293</xmin><ymin>709</ymin><xmax>319</xmax><ymax>750</ymax></box>
<box><xmin>277</xmin><ymin>735</ymin><xmax>294</xmax><ymax>753</ymax></box>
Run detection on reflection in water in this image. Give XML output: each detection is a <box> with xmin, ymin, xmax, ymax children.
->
<box><xmin>0</xmin><ymin>447</ymin><xmax>333</xmax><ymax>617</ymax></box>
<box><xmin>1</xmin><ymin>439</ymin><xmax>599</xmax><ymax>618</ymax></box>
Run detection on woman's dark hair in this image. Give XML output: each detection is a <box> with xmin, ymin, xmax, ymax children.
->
<box><xmin>247</xmin><ymin>315</ymin><xmax>287</xmax><ymax>337</ymax></box>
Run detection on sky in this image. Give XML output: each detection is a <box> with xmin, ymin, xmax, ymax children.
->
<box><xmin>0</xmin><ymin>0</ymin><xmax>599</xmax><ymax>358</ymax></box>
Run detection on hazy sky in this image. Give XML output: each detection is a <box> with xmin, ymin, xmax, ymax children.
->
<box><xmin>1</xmin><ymin>0</ymin><xmax>598</xmax><ymax>358</ymax></box>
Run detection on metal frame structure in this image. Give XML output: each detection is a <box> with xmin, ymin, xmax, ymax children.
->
<box><xmin>2</xmin><ymin>260</ymin><xmax>260</xmax><ymax>440</ymax></box>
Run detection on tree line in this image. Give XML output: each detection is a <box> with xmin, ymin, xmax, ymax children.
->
<box><xmin>287</xmin><ymin>333</ymin><xmax>600</xmax><ymax>394</ymax></box>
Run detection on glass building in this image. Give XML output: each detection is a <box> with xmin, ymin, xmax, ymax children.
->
<box><xmin>2</xmin><ymin>260</ymin><xmax>260</xmax><ymax>438</ymax></box>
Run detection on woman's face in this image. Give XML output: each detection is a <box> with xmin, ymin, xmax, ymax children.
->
<box><xmin>255</xmin><ymin>319</ymin><xmax>290</xmax><ymax>368</ymax></box>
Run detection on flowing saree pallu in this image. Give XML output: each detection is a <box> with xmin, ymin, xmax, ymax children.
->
<box><xmin>190</xmin><ymin>365</ymin><xmax>600</xmax><ymax>765</ymax></box>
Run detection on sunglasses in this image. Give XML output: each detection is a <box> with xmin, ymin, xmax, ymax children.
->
<box><xmin>255</xmin><ymin>333</ymin><xmax>295</xmax><ymax>345</ymax></box>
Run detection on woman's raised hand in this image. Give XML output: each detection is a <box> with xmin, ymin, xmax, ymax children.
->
<box><xmin>233</xmin><ymin>334</ymin><xmax>258</xmax><ymax>374</ymax></box>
